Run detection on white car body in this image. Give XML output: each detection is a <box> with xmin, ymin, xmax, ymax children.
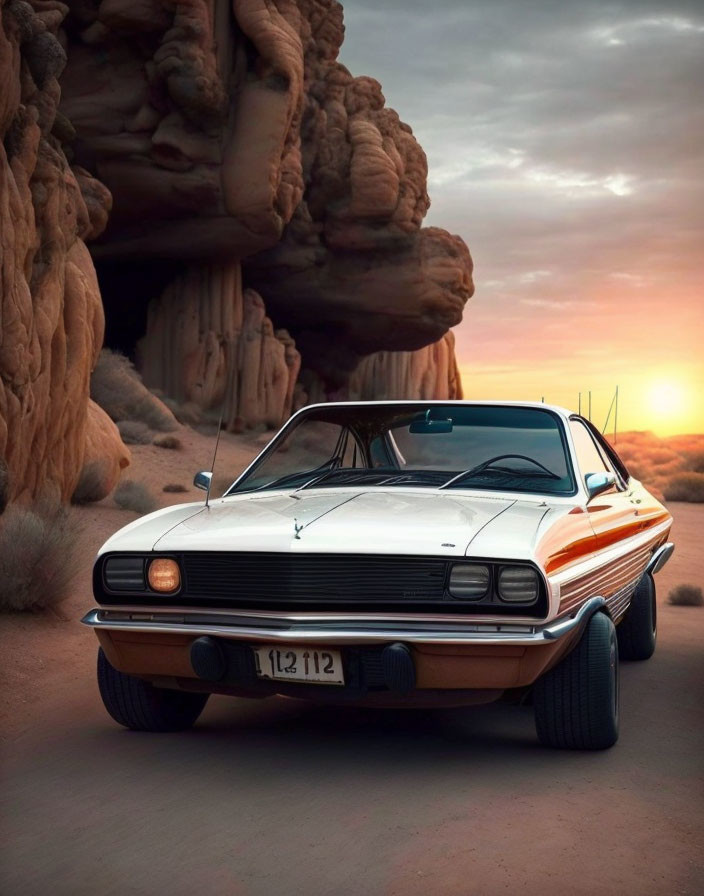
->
<box><xmin>85</xmin><ymin>401</ymin><xmax>674</xmax><ymax>746</ymax></box>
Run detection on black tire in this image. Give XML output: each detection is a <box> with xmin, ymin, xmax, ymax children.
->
<box><xmin>617</xmin><ymin>573</ymin><xmax>656</xmax><ymax>661</ymax></box>
<box><xmin>97</xmin><ymin>648</ymin><xmax>209</xmax><ymax>732</ymax></box>
<box><xmin>534</xmin><ymin>612</ymin><xmax>619</xmax><ymax>750</ymax></box>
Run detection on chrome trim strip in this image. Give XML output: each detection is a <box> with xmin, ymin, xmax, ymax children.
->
<box><xmin>86</xmin><ymin>603</ymin><xmax>549</xmax><ymax>627</ymax></box>
<box><xmin>81</xmin><ymin>598</ymin><xmax>604</xmax><ymax>647</ymax></box>
<box><xmin>558</xmin><ymin>546</ymin><xmax>652</xmax><ymax>614</ymax></box>
<box><xmin>551</xmin><ymin>518</ymin><xmax>672</xmax><ymax>587</ymax></box>
<box><xmin>646</xmin><ymin>542</ymin><xmax>674</xmax><ymax>575</ymax></box>
<box><xmin>541</xmin><ymin>597</ymin><xmax>606</xmax><ymax>640</ymax></box>
<box><xmin>605</xmin><ymin>576</ymin><xmax>640</xmax><ymax>621</ymax></box>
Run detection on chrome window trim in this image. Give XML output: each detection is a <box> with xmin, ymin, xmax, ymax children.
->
<box><xmin>224</xmin><ymin>401</ymin><xmax>579</xmax><ymax>499</ymax></box>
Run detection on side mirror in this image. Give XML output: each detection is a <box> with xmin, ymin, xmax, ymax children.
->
<box><xmin>193</xmin><ymin>471</ymin><xmax>213</xmax><ymax>492</ymax></box>
<box><xmin>585</xmin><ymin>471</ymin><xmax>616</xmax><ymax>499</ymax></box>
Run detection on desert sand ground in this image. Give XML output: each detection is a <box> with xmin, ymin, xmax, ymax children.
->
<box><xmin>1</xmin><ymin>429</ymin><xmax>702</xmax><ymax>895</ymax></box>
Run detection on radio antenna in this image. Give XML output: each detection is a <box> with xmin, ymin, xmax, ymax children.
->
<box><xmin>205</xmin><ymin>392</ymin><xmax>227</xmax><ymax>509</ymax></box>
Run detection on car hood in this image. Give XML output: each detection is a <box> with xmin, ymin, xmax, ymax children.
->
<box><xmin>150</xmin><ymin>490</ymin><xmax>519</xmax><ymax>556</ymax></box>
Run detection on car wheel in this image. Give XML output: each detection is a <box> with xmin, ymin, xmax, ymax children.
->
<box><xmin>617</xmin><ymin>572</ymin><xmax>656</xmax><ymax>661</ymax></box>
<box><xmin>534</xmin><ymin>612</ymin><xmax>619</xmax><ymax>750</ymax></box>
<box><xmin>97</xmin><ymin>648</ymin><xmax>209</xmax><ymax>732</ymax></box>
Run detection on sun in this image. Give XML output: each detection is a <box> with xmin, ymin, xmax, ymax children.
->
<box><xmin>647</xmin><ymin>380</ymin><xmax>686</xmax><ymax>419</ymax></box>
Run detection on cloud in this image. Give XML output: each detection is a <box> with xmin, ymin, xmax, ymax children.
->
<box><xmin>338</xmin><ymin>0</ymin><xmax>703</xmax><ymax>393</ymax></box>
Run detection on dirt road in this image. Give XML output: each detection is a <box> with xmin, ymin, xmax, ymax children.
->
<box><xmin>1</xmin><ymin>504</ymin><xmax>703</xmax><ymax>895</ymax></box>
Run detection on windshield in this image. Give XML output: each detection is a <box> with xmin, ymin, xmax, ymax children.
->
<box><xmin>227</xmin><ymin>404</ymin><xmax>576</xmax><ymax>496</ymax></box>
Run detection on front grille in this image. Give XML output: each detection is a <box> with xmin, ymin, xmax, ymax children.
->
<box><xmin>182</xmin><ymin>553</ymin><xmax>448</xmax><ymax>606</ymax></box>
<box><xmin>95</xmin><ymin>553</ymin><xmax>547</xmax><ymax>616</ymax></box>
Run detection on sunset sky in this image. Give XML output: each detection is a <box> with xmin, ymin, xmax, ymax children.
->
<box><xmin>340</xmin><ymin>0</ymin><xmax>703</xmax><ymax>436</ymax></box>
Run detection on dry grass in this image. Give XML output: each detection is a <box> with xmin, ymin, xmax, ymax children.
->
<box><xmin>0</xmin><ymin>502</ymin><xmax>81</xmax><ymax>612</ymax></box>
<box><xmin>117</xmin><ymin>420</ymin><xmax>153</xmax><ymax>445</ymax></box>
<box><xmin>163</xmin><ymin>483</ymin><xmax>188</xmax><ymax>493</ymax></box>
<box><xmin>609</xmin><ymin>432</ymin><xmax>704</xmax><ymax>502</ymax></box>
<box><xmin>114</xmin><ymin>480</ymin><xmax>157</xmax><ymax>515</ymax></box>
<box><xmin>153</xmin><ymin>434</ymin><xmax>182</xmax><ymax>450</ymax></box>
<box><xmin>663</xmin><ymin>472</ymin><xmax>704</xmax><ymax>503</ymax></box>
<box><xmin>667</xmin><ymin>584</ymin><xmax>703</xmax><ymax>607</ymax></box>
<box><xmin>91</xmin><ymin>349</ymin><xmax>177</xmax><ymax>432</ymax></box>
<box><xmin>682</xmin><ymin>450</ymin><xmax>704</xmax><ymax>474</ymax></box>
<box><xmin>71</xmin><ymin>461</ymin><xmax>109</xmax><ymax>505</ymax></box>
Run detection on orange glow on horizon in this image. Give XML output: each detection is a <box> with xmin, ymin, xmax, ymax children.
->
<box><xmin>459</xmin><ymin>364</ymin><xmax>704</xmax><ymax>438</ymax></box>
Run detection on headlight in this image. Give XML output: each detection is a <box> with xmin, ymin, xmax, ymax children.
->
<box><xmin>104</xmin><ymin>556</ymin><xmax>145</xmax><ymax>591</ymax></box>
<box><xmin>497</xmin><ymin>566</ymin><xmax>539</xmax><ymax>603</ymax></box>
<box><xmin>147</xmin><ymin>558</ymin><xmax>181</xmax><ymax>593</ymax></box>
<box><xmin>449</xmin><ymin>564</ymin><xmax>490</xmax><ymax>599</ymax></box>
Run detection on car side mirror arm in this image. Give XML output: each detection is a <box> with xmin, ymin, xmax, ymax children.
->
<box><xmin>585</xmin><ymin>471</ymin><xmax>616</xmax><ymax>500</ymax></box>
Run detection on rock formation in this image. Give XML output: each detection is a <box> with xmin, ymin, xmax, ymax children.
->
<box><xmin>0</xmin><ymin>0</ymin><xmax>128</xmax><ymax>504</ymax></box>
<box><xmin>59</xmin><ymin>0</ymin><xmax>473</xmax><ymax>402</ymax></box>
<box><xmin>1</xmin><ymin>0</ymin><xmax>474</xmax><ymax>505</ymax></box>
<box><xmin>344</xmin><ymin>331</ymin><xmax>463</xmax><ymax>402</ymax></box>
<box><xmin>138</xmin><ymin>263</ymin><xmax>301</xmax><ymax>430</ymax></box>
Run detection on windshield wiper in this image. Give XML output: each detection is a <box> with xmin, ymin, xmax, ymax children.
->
<box><xmin>441</xmin><ymin>454</ymin><xmax>561</xmax><ymax>489</ymax></box>
<box><xmin>250</xmin><ymin>460</ymin><xmax>340</xmax><ymax>492</ymax></box>
<box><xmin>299</xmin><ymin>468</ymin><xmax>451</xmax><ymax>490</ymax></box>
<box><xmin>298</xmin><ymin>467</ymin><xmax>370</xmax><ymax>490</ymax></box>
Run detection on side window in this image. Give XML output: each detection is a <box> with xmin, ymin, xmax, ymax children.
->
<box><xmin>586</xmin><ymin>423</ymin><xmax>631</xmax><ymax>484</ymax></box>
<box><xmin>569</xmin><ymin>419</ymin><xmax>610</xmax><ymax>479</ymax></box>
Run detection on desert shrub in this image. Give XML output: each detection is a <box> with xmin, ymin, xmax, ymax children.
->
<box><xmin>643</xmin><ymin>447</ymin><xmax>680</xmax><ymax>466</ymax></box>
<box><xmin>71</xmin><ymin>461</ymin><xmax>109</xmax><ymax>505</ymax></box>
<box><xmin>663</xmin><ymin>472</ymin><xmax>704</xmax><ymax>503</ymax></box>
<box><xmin>667</xmin><ymin>585</ymin><xmax>703</xmax><ymax>607</ymax></box>
<box><xmin>91</xmin><ymin>349</ymin><xmax>178</xmax><ymax>432</ymax></box>
<box><xmin>682</xmin><ymin>450</ymin><xmax>704</xmax><ymax>474</ymax></box>
<box><xmin>0</xmin><ymin>502</ymin><xmax>81</xmax><ymax>611</ymax></box>
<box><xmin>114</xmin><ymin>480</ymin><xmax>157</xmax><ymax>514</ymax></box>
<box><xmin>164</xmin><ymin>398</ymin><xmax>203</xmax><ymax>427</ymax></box>
<box><xmin>153</xmin><ymin>434</ymin><xmax>182</xmax><ymax>450</ymax></box>
<box><xmin>117</xmin><ymin>420</ymin><xmax>153</xmax><ymax>445</ymax></box>
<box><xmin>163</xmin><ymin>483</ymin><xmax>187</xmax><ymax>493</ymax></box>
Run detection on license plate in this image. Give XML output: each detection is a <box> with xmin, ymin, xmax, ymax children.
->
<box><xmin>252</xmin><ymin>646</ymin><xmax>344</xmax><ymax>685</ymax></box>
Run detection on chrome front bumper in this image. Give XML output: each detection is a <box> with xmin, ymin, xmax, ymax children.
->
<box><xmin>645</xmin><ymin>542</ymin><xmax>675</xmax><ymax>575</ymax></box>
<box><xmin>81</xmin><ymin>597</ymin><xmax>606</xmax><ymax>647</ymax></box>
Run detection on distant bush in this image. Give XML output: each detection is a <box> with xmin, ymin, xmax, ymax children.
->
<box><xmin>163</xmin><ymin>483</ymin><xmax>187</xmax><ymax>493</ymax></box>
<box><xmin>153</xmin><ymin>434</ymin><xmax>182</xmax><ymax>450</ymax></box>
<box><xmin>117</xmin><ymin>420</ymin><xmax>153</xmax><ymax>445</ymax></box>
<box><xmin>644</xmin><ymin>448</ymin><xmax>681</xmax><ymax>466</ymax></box>
<box><xmin>667</xmin><ymin>585</ymin><xmax>703</xmax><ymax>607</ymax></box>
<box><xmin>114</xmin><ymin>480</ymin><xmax>157</xmax><ymax>514</ymax></box>
<box><xmin>71</xmin><ymin>461</ymin><xmax>109</xmax><ymax>505</ymax></box>
<box><xmin>682</xmin><ymin>450</ymin><xmax>704</xmax><ymax>474</ymax></box>
<box><xmin>0</xmin><ymin>502</ymin><xmax>80</xmax><ymax>611</ymax></box>
<box><xmin>663</xmin><ymin>472</ymin><xmax>704</xmax><ymax>503</ymax></box>
<box><xmin>91</xmin><ymin>349</ymin><xmax>178</xmax><ymax>432</ymax></box>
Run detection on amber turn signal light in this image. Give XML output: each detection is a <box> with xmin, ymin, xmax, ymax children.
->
<box><xmin>147</xmin><ymin>558</ymin><xmax>181</xmax><ymax>593</ymax></box>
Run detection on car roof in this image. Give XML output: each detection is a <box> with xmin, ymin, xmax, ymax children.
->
<box><xmin>297</xmin><ymin>399</ymin><xmax>574</xmax><ymax>420</ymax></box>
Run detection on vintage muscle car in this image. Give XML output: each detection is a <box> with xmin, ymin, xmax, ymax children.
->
<box><xmin>84</xmin><ymin>401</ymin><xmax>674</xmax><ymax>749</ymax></box>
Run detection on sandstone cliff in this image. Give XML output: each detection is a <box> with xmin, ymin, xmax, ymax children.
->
<box><xmin>0</xmin><ymin>0</ymin><xmax>128</xmax><ymax>504</ymax></box>
<box><xmin>1</xmin><ymin>0</ymin><xmax>474</xmax><ymax>502</ymax></box>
